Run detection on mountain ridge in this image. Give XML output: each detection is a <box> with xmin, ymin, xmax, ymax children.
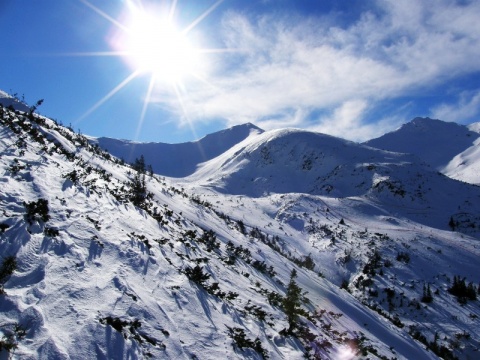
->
<box><xmin>0</xmin><ymin>90</ymin><xmax>31</xmax><ymax>112</ymax></box>
<box><xmin>92</xmin><ymin>122</ymin><xmax>263</xmax><ymax>178</ymax></box>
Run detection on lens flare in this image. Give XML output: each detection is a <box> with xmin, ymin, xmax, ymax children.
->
<box><xmin>73</xmin><ymin>0</ymin><xmax>230</xmax><ymax>139</ymax></box>
<box><xmin>110</xmin><ymin>7</ymin><xmax>201</xmax><ymax>83</ymax></box>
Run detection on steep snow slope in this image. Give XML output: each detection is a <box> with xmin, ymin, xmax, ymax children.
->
<box><xmin>364</xmin><ymin>117</ymin><xmax>480</xmax><ymax>184</ymax></box>
<box><xmin>92</xmin><ymin>123</ymin><xmax>263</xmax><ymax>177</ymax></box>
<box><xmin>441</xmin><ymin>123</ymin><xmax>480</xmax><ymax>185</ymax></box>
<box><xmin>468</xmin><ymin>122</ymin><xmax>480</xmax><ymax>134</ymax></box>
<box><xmin>0</xmin><ymin>104</ymin><xmax>443</xmax><ymax>359</ymax></box>
<box><xmin>182</xmin><ymin>188</ymin><xmax>480</xmax><ymax>359</ymax></box>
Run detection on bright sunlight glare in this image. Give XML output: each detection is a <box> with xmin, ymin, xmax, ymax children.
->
<box><xmin>75</xmin><ymin>0</ymin><xmax>226</xmax><ymax>140</ymax></box>
<box><xmin>110</xmin><ymin>5</ymin><xmax>202</xmax><ymax>84</ymax></box>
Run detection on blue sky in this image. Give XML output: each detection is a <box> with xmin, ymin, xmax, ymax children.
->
<box><xmin>1</xmin><ymin>0</ymin><xmax>480</xmax><ymax>143</ymax></box>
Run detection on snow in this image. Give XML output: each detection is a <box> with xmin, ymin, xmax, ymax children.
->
<box><xmin>468</xmin><ymin>122</ymin><xmax>480</xmax><ymax>134</ymax></box>
<box><xmin>1</xmin><ymin>103</ymin><xmax>479</xmax><ymax>359</ymax></box>
<box><xmin>442</xmin><ymin>136</ymin><xmax>480</xmax><ymax>185</ymax></box>
<box><xmin>92</xmin><ymin>123</ymin><xmax>264</xmax><ymax>178</ymax></box>
<box><xmin>364</xmin><ymin>117</ymin><xmax>480</xmax><ymax>185</ymax></box>
<box><xmin>0</xmin><ymin>91</ymin><xmax>30</xmax><ymax>113</ymax></box>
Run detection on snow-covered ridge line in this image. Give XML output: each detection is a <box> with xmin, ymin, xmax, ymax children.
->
<box><xmin>91</xmin><ymin>122</ymin><xmax>264</xmax><ymax>178</ymax></box>
<box><xmin>0</xmin><ymin>90</ymin><xmax>31</xmax><ymax>113</ymax></box>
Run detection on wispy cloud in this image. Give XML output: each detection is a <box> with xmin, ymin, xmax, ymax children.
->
<box><xmin>152</xmin><ymin>0</ymin><xmax>480</xmax><ymax>141</ymax></box>
<box><xmin>309</xmin><ymin>100</ymin><xmax>369</xmax><ymax>139</ymax></box>
<box><xmin>430</xmin><ymin>91</ymin><xmax>480</xmax><ymax>124</ymax></box>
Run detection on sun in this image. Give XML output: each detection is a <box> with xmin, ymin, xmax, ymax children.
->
<box><xmin>110</xmin><ymin>5</ymin><xmax>201</xmax><ymax>84</ymax></box>
<box><xmin>76</xmin><ymin>0</ymin><xmax>227</xmax><ymax>138</ymax></box>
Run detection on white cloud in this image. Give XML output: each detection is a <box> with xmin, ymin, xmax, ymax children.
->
<box><xmin>151</xmin><ymin>0</ymin><xmax>480</xmax><ymax>137</ymax></box>
<box><xmin>310</xmin><ymin>99</ymin><xmax>369</xmax><ymax>138</ymax></box>
<box><xmin>430</xmin><ymin>91</ymin><xmax>480</xmax><ymax>123</ymax></box>
<box><xmin>255</xmin><ymin>107</ymin><xmax>308</xmax><ymax>131</ymax></box>
<box><xmin>307</xmin><ymin>100</ymin><xmax>403</xmax><ymax>142</ymax></box>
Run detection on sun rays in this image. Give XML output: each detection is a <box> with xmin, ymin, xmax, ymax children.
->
<box><xmin>78</xmin><ymin>70</ymin><xmax>141</xmax><ymax>122</ymax></box>
<box><xmin>74</xmin><ymin>0</ymin><xmax>226</xmax><ymax>140</ymax></box>
<box><xmin>111</xmin><ymin>6</ymin><xmax>201</xmax><ymax>80</ymax></box>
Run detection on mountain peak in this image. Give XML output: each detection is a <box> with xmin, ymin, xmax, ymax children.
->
<box><xmin>235</xmin><ymin>122</ymin><xmax>263</xmax><ymax>131</ymax></box>
<box><xmin>409</xmin><ymin>116</ymin><xmax>439</xmax><ymax>126</ymax></box>
<box><xmin>365</xmin><ymin>117</ymin><xmax>480</xmax><ymax>170</ymax></box>
<box><xmin>188</xmin><ymin>127</ymin><xmax>414</xmax><ymax>197</ymax></box>
<box><xmin>199</xmin><ymin>122</ymin><xmax>263</xmax><ymax>143</ymax></box>
<box><xmin>411</xmin><ymin>116</ymin><xmax>438</xmax><ymax>123</ymax></box>
<box><xmin>401</xmin><ymin>117</ymin><xmax>465</xmax><ymax>132</ymax></box>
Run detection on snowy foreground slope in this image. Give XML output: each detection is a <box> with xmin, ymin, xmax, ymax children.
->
<box><xmin>0</xmin><ymin>104</ymin><xmax>479</xmax><ymax>360</ymax></box>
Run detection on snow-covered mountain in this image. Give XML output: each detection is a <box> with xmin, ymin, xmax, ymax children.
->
<box><xmin>364</xmin><ymin>117</ymin><xmax>480</xmax><ymax>184</ymax></box>
<box><xmin>184</xmin><ymin>127</ymin><xmax>480</xmax><ymax>236</ymax></box>
<box><xmin>92</xmin><ymin>123</ymin><xmax>263</xmax><ymax>177</ymax></box>
<box><xmin>1</xmin><ymin>102</ymin><xmax>479</xmax><ymax>360</ymax></box>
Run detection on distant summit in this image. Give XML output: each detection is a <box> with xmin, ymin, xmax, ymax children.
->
<box><xmin>364</xmin><ymin>117</ymin><xmax>480</xmax><ymax>170</ymax></box>
<box><xmin>93</xmin><ymin>123</ymin><xmax>263</xmax><ymax>177</ymax></box>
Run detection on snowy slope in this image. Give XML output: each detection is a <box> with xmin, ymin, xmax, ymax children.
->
<box><xmin>441</xmin><ymin>122</ymin><xmax>480</xmax><ymax>185</ymax></box>
<box><xmin>0</xmin><ymin>91</ymin><xmax>30</xmax><ymax>112</ymax></box>
<box><xmin>468</xmin><ymin>122</ymin><xmax>480</xmax><ymax>134</ymax></box>
<box><xmin>364</xmin><ymin>117</ymin><xmax>480</xmax><ymax>184</ymax></box>
<box><xmin>92</xmin><ymin>123</ymin><xmax>263</xmax><ymax>177</ymax></box>
<box><xmin>1</xmin><ymin>103</ymin><xmax>479</xmax><ymax>360</ymax></box>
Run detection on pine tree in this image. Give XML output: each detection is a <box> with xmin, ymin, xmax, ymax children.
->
<box><xmin>283</xmin><ymin>269</ymin><xmax>303</xmax><ymax>334</ymax></box>
<box><xmin>147</xmin><ymin>164</ymin><xmax>154</xmax><ymax>177</ymax></box>
<box><xmin>133</xmin><ymin>155</ymin><xmax>146</xmax><ymax>174</ymax></box>
<box><xmin>448</xmin><ymin>216</ymin><xmax>456</xmax><ymax>231</ymax></box>
<box><xmin>184</xmin><ymin>265</ymin><xmax>210</xmax><ymax>286</ymax></box>
<box><xmin>130</xmin><ymin>171</ymin><xmax>146</xmax><ymax>207</ymax></box>
<box><xmin>421</xmin><ymin>283</ymin><xmax>433</xmax><ymax>303</ymax></box>
<box><xmin>24</xmin><ymin>199</ymin><xmax>50</xmax><ymax>224</ymax></box>
<box><xmin>466</xmin><ymin>282</ymin><xmax>477</xmax><ymax>300</ymax></box>
<box><xmin>302</xmin><ymin>254</ymin><xmax>315</xmax><ymax>270</ymax></box>
<box><xmin>0</xmin><ymin>256</ymin><xmax>17</xmax><ymax>294</ymax></box>
<box><xmin>448</xmin><ymin>275</ymin><xmax>477</xmax><ymax>302</ymax></box>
